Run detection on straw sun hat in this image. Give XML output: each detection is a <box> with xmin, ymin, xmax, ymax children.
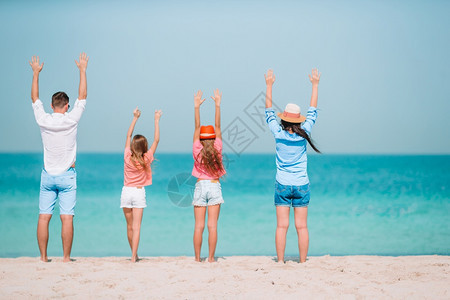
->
<box><xmin>277</xmin><ymin>103</ymin><xmax>306</xmax><ymax>123</ymax></box>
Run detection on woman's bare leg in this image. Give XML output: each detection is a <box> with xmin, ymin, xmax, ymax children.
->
<box><xmin>207</xmin><ymin>204</ymin><xmax>221</xmax><ymax>262</ymax></box>
<box><xmin>193</xmin><ymin>206</ymin><xmax>206</xmax><ymax>262</ymax></box>
<box><xmin>294</xmin><ymin>207</ymin><xmax>309</xmax><ymax>263</ymax></box>
<box><xmin>275</xmin><ymin>206</ymin><xmax>290</xmax><ymax>263</ymax></box>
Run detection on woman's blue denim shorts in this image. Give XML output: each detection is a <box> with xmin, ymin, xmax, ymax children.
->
<box><xmin>274</xmin><ymin>181</ymin><xmax>310</xmax><ymax>207</ymax></box>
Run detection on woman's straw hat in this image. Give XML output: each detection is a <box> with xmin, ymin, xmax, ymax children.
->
<box><xmin>277</xmin><ymin>103</ymin><xmax>306</xmax><ymax>123</ymax></box>
<box><xmin>200</xmin><ymin>125</ymin><xmax>216</xmax><ymax>139</ymax></box>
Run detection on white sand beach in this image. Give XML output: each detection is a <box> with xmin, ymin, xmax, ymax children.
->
<box><xmin>0</xmin><ymin>255</ymin><xmax>448</xmax><ymax>299</ymax></box>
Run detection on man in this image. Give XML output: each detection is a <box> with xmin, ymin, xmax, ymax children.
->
<box><xmin>29</xmin><ymin>53</ymin><xmax>89</xmax><ymax>262</ymax></box>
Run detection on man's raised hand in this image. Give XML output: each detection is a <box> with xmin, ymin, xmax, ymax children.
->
<box><xmin>29</xmin><ymin>56</ymin><xmax>44</xmax><ymax>74</ymax></box>
<box><xmin>75</xmin><ymin>52</ymin><xmax>89</xmax><ymax>72</ymax></box>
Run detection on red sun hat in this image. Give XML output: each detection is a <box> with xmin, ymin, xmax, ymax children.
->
<box><xmin>200</xmin><ymin>125</ymin><xmax>216</xmax><ymax>139</ymax></box>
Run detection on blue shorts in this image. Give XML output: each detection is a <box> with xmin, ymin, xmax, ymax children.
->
<box><xmin>192</xmin><ymin>180</ymin><xmax>224</xmax><ymax>206</ymax></box>
<box><xmin>39</xmin><ymin>168</ymin><xmax>77</xmax><ymax>215</ymax></box>
<box><xmin>274</xmin><ymin>181</ymin><xmax>310</xmax><ymax>208</ymax></box>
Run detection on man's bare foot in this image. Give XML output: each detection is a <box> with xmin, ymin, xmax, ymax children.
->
<box><xmin>208</xmin><ymin>257</ymin><xmax>216</xmax><ymax>263</ymax></box>
<box><xmin>131</xmin><ymin>256</ymin><xmax>140</xmax><ymax>263</ymax></box>
<box><xmin>40</xmin><ymin>256</ymin><xmax>49</xmax><ymax>262</ymax></box>
<box><xmin>63</xmin><ymin>257</ymin><xmax>73</xmax><ymax>262</ymax></box>
<box><xmin>195</xmin><ymin>257</ymin><xmax>201</xmax><ymax>262</ymax></box>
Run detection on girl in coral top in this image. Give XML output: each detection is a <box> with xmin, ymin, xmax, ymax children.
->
<box><xmin>121</xmin><ymin>107</ymin><xmax>162</xmax><ymax>262</ymax></box>
<box><xmin>192</xmin><ymin>89</ymin><xmax>226</xmax><ymax>262</ymax></box>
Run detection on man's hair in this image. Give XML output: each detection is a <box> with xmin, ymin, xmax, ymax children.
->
<box><xmin>52</xmin><ymin>92</ymin><xmax>69</xmax><ymax>109</ymax></box>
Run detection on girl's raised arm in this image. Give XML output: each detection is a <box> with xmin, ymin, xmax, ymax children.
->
<box><xmin>148</xmin><ymin>110</ymin><xmax>162</xmax><ymax>155</ymax></box>
<box><xmin>308</xmin><ymin>68</ymin><xmax>321</xmax><ymax>108</ymax></box>
<box><xmin>125</xmin><ymin>107</ymin><xmax>141</xmax><ymax>149</ymax></box>
<box><xmin>264</xmin><ymin>69</ymin><xmax>275</xmax><ymax>108</ymax></box>
<box><xmin>193</xmin><ymin>90</ymin><xmax>205</xmax><ymax>141</ymax></box>
<box><xmin>211</xmin><ymin>89</ymin><xmax>222</xmax><ymax>140</ymax></box>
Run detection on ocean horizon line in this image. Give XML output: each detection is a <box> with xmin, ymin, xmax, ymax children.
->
<box><xmin>0</xmin><ymin>151</ymin><xmax>449</xmax><ymax>156</ymax></box>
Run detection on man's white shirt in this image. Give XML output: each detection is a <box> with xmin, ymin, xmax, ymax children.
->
<box><xmin>32</xmin><ymin>99</ymin><xmax>86</xmax><ymax>175</ymax></box>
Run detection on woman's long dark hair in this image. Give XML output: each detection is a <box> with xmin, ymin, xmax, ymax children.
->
<box><xmin>281</xmin><ymin>120</ymin><xmax>320</xmax><ymax>153</ymax></box>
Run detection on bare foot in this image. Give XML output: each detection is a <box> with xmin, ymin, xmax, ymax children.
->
<box><xmin>195</xmin><ymin>257</ymin><xmax>202</xmax><ymax>262</ymax></box>
<box><xmin>208</xmin><ymin>257</ymin><xmax>216</xmax><ymax>263</ymax></box>
<box><xmin>40</xmin><ymin>257</ymin><xmax>49</xmax><ymax>262</ymax></box>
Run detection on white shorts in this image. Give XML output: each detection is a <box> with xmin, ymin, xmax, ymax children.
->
<box><xmin>120</xmin><ymin>186</ymin><xmax>147</xmax><ymax>208</ymax></box>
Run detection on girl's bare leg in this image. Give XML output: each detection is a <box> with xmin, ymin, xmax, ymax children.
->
<box><xmin>275</xmin><ymin>206</ymin><xmax>290</xmax><ymax>263</ymax></box>
<box><xmin>207</xmin><ymin>204</ymin><xmax>221</xmax><ymax>262</ymax></box>
<box><xmin>123</xmin><ymin>208</ymin><xmax>133</xmax><ymax>250</ymax></box>
<box><xmin>131</xmin><ymin>208</ymin><xmax>144</xmax><ymax>262</ymax></box>
<box><xmin>294</xmin><ymin>207</ymin><xmax>309</xmax><ymax>263</ymax></box>
<box><xmin>193</xmin><ymin>206</ymin><xmax>206</xmax><ymax>262</ymax></box>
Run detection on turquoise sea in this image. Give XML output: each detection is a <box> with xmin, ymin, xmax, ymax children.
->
<box><xmin>0</xmin><ymin>153</ymin><xmax>449</xmax><ymax>258</ymax></box>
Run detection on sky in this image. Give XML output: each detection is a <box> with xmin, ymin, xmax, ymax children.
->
<box><xmin>0</xmin><ymin>0</ymin><xmax>449</xmax><ymax>154</ymax></box>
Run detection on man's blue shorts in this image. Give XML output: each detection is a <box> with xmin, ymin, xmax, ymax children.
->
<box><xmin>39</xmin><ymin>168</ymin><xmax>77</xmax><ymax>215</ymax></box>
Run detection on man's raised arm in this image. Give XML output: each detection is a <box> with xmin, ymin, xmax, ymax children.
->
<box><xmin>29</xmin><ymin>56</ymin><xmax>43</xmax><ymax>103</ymax></box>
<box><xmin>75</xmin><ymin>52</ymin><xmax>89</xmax><ymax>100</ymax></box>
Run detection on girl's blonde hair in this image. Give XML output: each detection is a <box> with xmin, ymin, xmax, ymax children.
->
<box><xmin>131</xmin><ymin>134</ymin><xmax>149</xmax><ymax>171</ymax></box>
<box><xmin>195</xmin><ymin>139</ymin><xmax>225</xmax><ymax>179</ymax></box>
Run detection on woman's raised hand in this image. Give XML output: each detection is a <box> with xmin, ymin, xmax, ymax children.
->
<box><xmin>264</xmin><ymin>69</ymin><xmax>275</xmax><ymax>86</ymax></box>
<box><xmin>308</xmin><ymin>68</ymin><xmax>321</xmax><ymax>85</ymax></box>
<box><xmin>194</xmin><ymin>90</ymin><xmax>206</xmax><ymax>108</ymax></box>
<box><xmin>210</xmin><ymin>89</ymin><xmax>222</xmax><ymax>106</ymax></box>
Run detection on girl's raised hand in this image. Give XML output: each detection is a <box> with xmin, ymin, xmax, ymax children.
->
<box><xmin>264</xmin><ymin>69</ymin><xmax>275</xmax><ymax>86</ymax></box>
<box><xmin>210</xmin><ymin>89</ymin><xmax>222</xmax><ymax>106</ymax></box>
<box><xmin>154</xmin><ymin>109</ymin><xmax>162</xmax><ymax>121</ymax></box>
<box><xmin>194</xmin><ymin>90</ymin><xmax>206</xmax><ymax>108</ymax></box>
<box><xmin>308</xmin><ymin>68</ymin><xmax>321</xmax><ymax>85</ymax></box>
<box><xmin>133</xmin><ymin>107</ymin><xmax>141</xmax><ymax>118</ymax></box>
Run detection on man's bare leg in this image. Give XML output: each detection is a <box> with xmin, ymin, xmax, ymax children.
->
<box><xmin>37</xmin><ymin>214</ymin><xmax>52</xmax><ymax>262</ymax></box>
<box><xmin>60</xmin><ymin>215</ymin><xmax>73</xmax><ymax>262</ymax></box>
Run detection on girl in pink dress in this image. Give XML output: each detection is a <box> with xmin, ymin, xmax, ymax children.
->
<box><xmin>192</xmin><ymin>89</ymin><xmax>226</xmax><ymax>262</ymax></box>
